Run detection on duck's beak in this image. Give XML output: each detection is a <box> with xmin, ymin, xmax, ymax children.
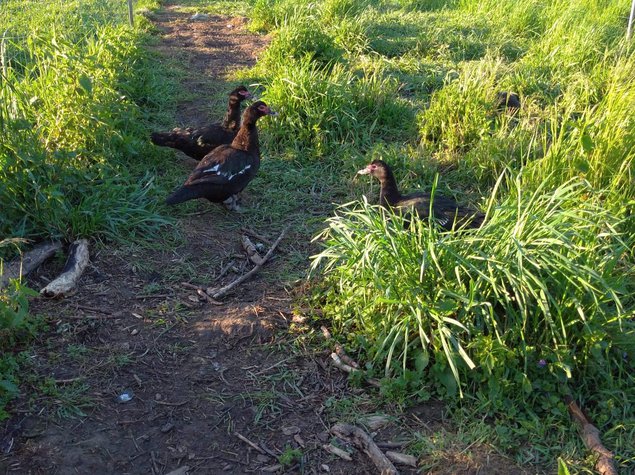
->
<box><xmin>240</xmin><ymin>90</ymin><xmax>253</xmax><ymax>99</ymax></box>
<box><xmin>357</xmin><ymin>165</ymin><xmax>371</xmax><ymax>175</ymax></box>
<box><xmin>266</xmin><ymin>107</ymin><xmax>279</xmax><ymax>116</ymax></box>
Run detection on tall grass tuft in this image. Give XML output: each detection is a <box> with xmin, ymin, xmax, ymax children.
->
<box><xmin>312</xmin><ymin>173</ymin><xmax>635</xmax><ymax>404</ymax></box>
<box><xmin>0</xmin><ymin>0</ymin><xmax>173</xmax><ymax>243</ymax></box>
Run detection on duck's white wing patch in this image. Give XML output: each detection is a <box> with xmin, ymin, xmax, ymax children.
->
<box><xmin>202</xmin><ymin>163</ymin><xmax>221</xmax><ymax>174</ymax></box>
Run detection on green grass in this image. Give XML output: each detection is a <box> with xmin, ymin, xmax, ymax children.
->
<box><xmin>219</xmin><ymin>0</ymin><xmax>635</xmax><ymax>471</ymax></box>
<box><xmin>1</xmin><ymin>0</ymin><xmax>634</xmax><ymax>471</ymax></box>
<box><xmin>0</xmin><ymin>0</ymin><xmax>175</xmax><ymax>244</ymax></box>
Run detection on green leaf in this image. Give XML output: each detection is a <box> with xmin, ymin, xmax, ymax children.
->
<box><xmin>78</xmin><ymin>74</ymin><xmax>93</xmax><ymax>95</ymax></box>
<box><xmin>557</xmin><ymin>458</ymin><xmax>571</xmax><ymax>475</ymax></box>
<box><xmin>580</xmin><ymin>132</ymin><xmax>594</xmax><ymax>153</ymax></box>
<box><xmin>0</xmin><ymin>379</ymin><xmax>18</xmax><ymax>395</ymax></box>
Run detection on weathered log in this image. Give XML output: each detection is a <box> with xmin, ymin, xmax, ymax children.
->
<box><xmin>565</xmin><ymin>395</ymin><xmax>618</xmax><ymax>475</ymax></box>
<box><xmin>40</xmin><ymin>239</ymin><xmax>89</xmax><ymax>298</ymax></box>
<box><xmin>0</xmin><ymin>240</ymin><xmax>62</xmax><ymax>289</ymax></box>
<box><xmin>330</xmin><ymin>423</ymin><xmax>398</xmax><ymax>475</ymax></box>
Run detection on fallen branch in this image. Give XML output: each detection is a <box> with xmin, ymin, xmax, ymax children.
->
<box><xmin>40</xmin><ymin>239</ymin><xmax>89</xmax><ymax>298</ymax></box>
<box><xmin>565</xmin><ymin>396</ymin><xmax>617</xmax><ymax>475</ymax></box>
<box><xmin>0</xmin><ymin>240</ymin><xmax>62</xmax><ymax>289</ymax></box>
<box><xmin>330</xmin><ymin>353</ymin><xmax>380</xmax><ymax>388</ymax></box>
<box><xmin>385</xmin><ymin>451</ymin><xmax>417</xmax><ymax>468</ymax></box>
<box><xmin>241</xmin><ymin>228</ymin><xmax>273</xmax><ymax>246</ymax></box>
<box><xmin>207</xmin><ymin>225</ymin><xmax>289</xmax><ymax>300</ymax></box>
<box><xmin>321</xmin><ymin>325</ymin><xmax>360</xmax><ymax>369</ymax></box>
<box><xmin>330</xmin><ymin>423</ymin><xmax>397</xmax><ymax>475</ymax></box>
<box><xmin>322</xmin><ymin>443</ymin><xmax>352</xmax><ymax>461</ymax></box>
<box><xmin>241</xmin><ymin>235</ymin><xmax>265</xmax><ymax>265</ymax></box>
<box><xmin>234</xmin><ymin>432</ymin><xmax>267</xmax><ymax>456</ymax></box>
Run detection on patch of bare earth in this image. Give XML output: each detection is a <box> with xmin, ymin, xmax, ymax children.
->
<box><xmin>0</xmin><ymin>5</ymin><xmax>528</xmax><ymax>475</ymax></box>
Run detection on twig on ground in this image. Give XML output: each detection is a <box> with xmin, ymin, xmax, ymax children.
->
<box><xmin>41</xmin><ymin>239</ymin><xmax>90</xmax><ymax>298</ymax></box>
<box><xmin>322</xmin><ymin>443</ymin><xmax>352</xmax><ymax>461</ymax></box>
<box><xmin>331</xmin><ymin>423</ymin><xmax>397</xmax><ymax>474</ymax></box>
<box><xmin>565</xmin><ymin>395</ymin><xmax>617</xmax><ymax>475</ymax></box>
<box><xmin>330</xmin><ymin>353</ymin><xmax>381</xmax><ymax>388</ymax></box>
<box><xmin>386</xmin><ymin>451</ymin><xmax>417</xmax><ymax>467</ymax></box>
<box><xmin>154</xmin><ymin>399</ymin><xmax>189</xmax><ymax>407</ymax></box>
<box><xmin>234</xmin><ymin>432</ymin><xmax>267</xmax><ymax>456</ymax></box>
<box><xmin>207</xmin><ymin>225</ymin><xmax>289</xmax><ymax>300</ymax></box>
<box><xmin>241</xmin><ymin>235</ymin><xmax>265</xmax><ymax>265</ymax></box>
<box><xmin>240</xmin><ymin>228</ymin><xmax>273</xmax><ymax>246</ymax></box>
<box><xmin>73</xmin><ymin>304</ymin><xmax>113</xmax><ymax>315</ymax></box>
<box><xmin>196</xmin><ymin>288</ymin><xmax>223</xmax><ymax>305</ymax></box>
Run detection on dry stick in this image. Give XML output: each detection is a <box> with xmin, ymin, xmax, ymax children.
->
<box><xmin>565</xmin><ymin>396</ymin><xmax>618</xmax><ymax>475</ymax></box>
<box><xmin>385</xmin><ymin>451</ymin><xmax>417</xmax><ymax>468</ymax></box>
<box><xmin>331</xmin><ymin>423</ymin><xmax>398</xmax><ymax>475</ymax></box>
<box><xmin>41</xmin><ymin>239</ymin><xmax>90</xmax><ymax>298</ymax></box>
<box><xmin>241</xmin><ymin>228</ymin><xmax>273</xmax><ymax>246</ymax></box>
<box><xmin>241</xmin><ymin>235</ymin><xmax>265</xmax><ymax>265</ymax></box>
<box><xmin>322</xmin><ymin>443</ymin><xmax>352</xmax><ymax>461</ymax></box>
<box><xmin>0</xmin><ymin>240</ymin><xmax>62</xmax><ymax>289</ymax></box>
<box><xmin>74</xmin><ymin>304</ymin><xmax>113</xmax><ymax>315</ymax></box>
<box><xmin>330</xmin><ymin>353</ymin><xmax>381</xmax><ymax>388</ymax></box>
<box><xmin>208</xmin><ymin>226</ymin><xmax>289</xmax><ymax>300</ymax></box>
<box><xmin>321</xmin><ymin>325</ymin><xmax>361</xmax><ymax>369</ymax></box>
<box><xmin>234</xmin><ymin>432</ymin><xmax>267</xmax><ymax>456</ymax></box>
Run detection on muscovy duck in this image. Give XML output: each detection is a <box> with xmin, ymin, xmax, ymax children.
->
<box><xmin>496</xmin><ymin>91</ymin><xmax>520</xmax><ymax>113</ymax></box>
<box><xmin>151</xmin><ymin>85</ymin><xmax>252</xmax><ymax>160</ymax></box>
<box><xmin>165</xmin><ymin>101</ymin><xmax>276</xmax><ymax>209</ymax></box>
<box><xmin>357</xmin><ymin>160</ymin><xmax>484</xmax><ymax>230</ymax></box>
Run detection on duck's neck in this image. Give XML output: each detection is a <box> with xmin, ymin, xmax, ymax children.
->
<box><xmin>231</xmin><ymin>120</ymin><xmax>259</xmax><ymax>154</ymax></box>
<box><xmin>222</xmin><ymin>98</ymin><xmax>241</xmax><ymax>131</ymax></box>
<box><xmin>379</xmin><ymin>169</ymin><xmax>402</xmax><ymax>207</ymax></box>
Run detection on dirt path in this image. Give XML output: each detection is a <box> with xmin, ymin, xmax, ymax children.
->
<box><xmin>0</xmin><ymin>5</ymin><xmax>523</xmax><ymax>475</ymax></box>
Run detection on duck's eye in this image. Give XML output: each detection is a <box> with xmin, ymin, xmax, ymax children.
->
<box><xmin>258</xmin><ymin>105</ymin><xmax>267</xmax><ymax>112</ymax></box>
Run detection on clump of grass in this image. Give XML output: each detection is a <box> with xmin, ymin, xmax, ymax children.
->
<box><xmin>311</xmin><ymin>173</ymin><xmax>634</xmax><ymax>403</ymax></box>
<box><xmin>246</xmin><ymin>58</ymin><xmax>415</xmax><ymax>156</ymax></box>
<box><xmin>0</xmin><ymin>0</ymin><xmax>174</xmax><ymax>242</ymax></box>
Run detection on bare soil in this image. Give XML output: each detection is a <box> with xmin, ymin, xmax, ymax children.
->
<box><xmin>0</xmin><ymin>4</ymin><xmax>527</xmax><ymax>474</ymax></box>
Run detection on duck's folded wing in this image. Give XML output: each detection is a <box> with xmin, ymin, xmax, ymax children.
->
<box><xmin>185</xmin><ymin>154</ymin><xmax>253</xmax><ymax>187</ymax></box>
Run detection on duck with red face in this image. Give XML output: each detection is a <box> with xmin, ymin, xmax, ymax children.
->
<box><xmin>151</xmin><ymin>85</ymin><xmax>253</xmax><ymax>160</ymax></box>
<box><xmin>166</xmin><ymin>101</ymin><xmax>277</xmax><ymax>210</ymax></box>
<box><xmin>358</xmin><ymin>159</ymin><xmax>484</xmax><ymax>230</ymax></box>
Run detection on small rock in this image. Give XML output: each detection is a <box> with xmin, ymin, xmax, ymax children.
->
<box><xmin>190</xmin><ymin>12</ymin><xmax>209</xmax><ymax>21</ymax></box>
<box><xmin>321</xmin><ymin>464</ymin><xmax>330</xmax><ymax>473</ymax></box>
<box><xmin>131</xmin><ymin>329</ymin><xmax>139</xmax><ymax>336</ymax></box>
<box><xmin>359</xmin><ymin>414</ymin><xmax>391</xmax><ymax>431</ymax></box>
<box><xmin>165</xmin><ymin>466</ymin><xmax>190</xmax><ymax>475</ymax></box>
<box><xmin>293</xmin><ymin>434</ymin><xmax>306</xmax><ymax>448</ymax></box>
<box><xmin>161</xmin><ymin>422</ymin><xmax>175</xmax><ymax>433</ymax></box>
<box><xmin>114</xmin><ymin>389</ymin><xmax>134</xmax><ymax>403</ymax></box>
<box><xmin>155</xmin><ymin>393</ymin><xmax>162</xmax><ymax>401</ymax></box>
<box><xmin>262</xmin><ymin>465</ymin><xmax>282</xmax><ymax>473</ymax></box>
<box><xmin>282</xmin><ymin>425</ymin><xmax>300</xmax><ymax>436</ymax></box>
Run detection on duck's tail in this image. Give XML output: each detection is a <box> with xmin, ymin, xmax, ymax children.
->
<box><xmin>165</xmin><ymin>185</ymin><xmax>201</xmax><ymax>205</ymax></box>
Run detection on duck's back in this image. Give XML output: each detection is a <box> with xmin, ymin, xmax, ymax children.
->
<box><xmin>393</xmin><ymin>191</ymin><xmax>483</xmax><ymax>229</ymax></box>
